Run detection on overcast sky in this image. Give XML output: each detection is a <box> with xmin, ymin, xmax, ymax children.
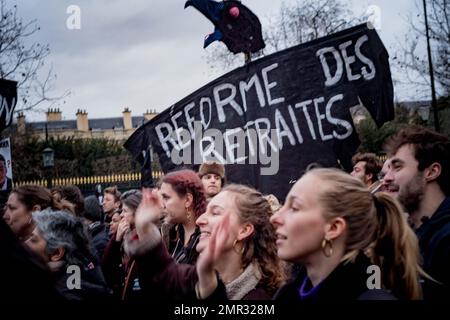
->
<box><xmin>14</xmin><ymin>0</ymin><xmax>422</xmax><ymax>121</ymax></box>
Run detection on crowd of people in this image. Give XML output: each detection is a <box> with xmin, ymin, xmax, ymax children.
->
<box><xmin>1</xmin><ymin>124</ymin><xmax>449</xmax><ymax>301</ymax></box>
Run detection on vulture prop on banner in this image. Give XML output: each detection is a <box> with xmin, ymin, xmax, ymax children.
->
<box><xmin>184</xmin><ymin>0</ymin><xmax>265</xmax><ymax>54</ymax></box>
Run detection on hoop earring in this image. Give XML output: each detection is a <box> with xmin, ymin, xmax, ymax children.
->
<box><xmin>321</xmin><ymin>238</ymin><xmax>333</xmax><ymax>257</ymax></box>
<box><xmin>232</xmin><ymin>239</ymin><xmax>245</xmax><ymax>255</ymax></box>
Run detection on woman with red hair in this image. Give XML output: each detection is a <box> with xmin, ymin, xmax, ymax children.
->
<box><xmin>160</xmin><ymin>169</ymin><xmax>206</xmax><ymax>265</ymax></box>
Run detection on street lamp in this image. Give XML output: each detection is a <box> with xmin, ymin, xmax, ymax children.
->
<box><xmin>42</xmin><ymin>147</ymin><xmax>54</xmax><ymax>189</ymax></box>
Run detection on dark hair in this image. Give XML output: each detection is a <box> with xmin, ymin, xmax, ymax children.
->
<box><xmin>104</xmin><ymin>186</ymin><xmax>122</xmax><ymax>203</ymax></box>
<box><xmin>12</xmin><ymin>185</ymin><xmax>74</xmax><ymax>214</ymax></box>
<box><xmin>84</xmin><ymin>195</ymin><xmax>102</xmax><ymax>222</ymax></box>
<box><xmin>351</xmin><ymin>152</ymin><xmax>382</xmax><ymax>184</ymax></box>
<box><xmin>384</xmin><ymin>125</ymin><xmax>450</xmax><ymax>196</ymax></box>
<box><xmin>162</xmin><ymin>169</ymin><xmax>206</xmax><ymax>219</ymax></box>
<box><xmin>0</xmin><ymin>154</ymin><xmax>5</xmax><ymax>164</ymax></box>
<box><xmin>120</xmin><ymin>189</ymin><xmax>142</xmax><ymax>213</ymax></box>
<box><xmin>52</xmin><ymin>185</ymin><xmax>85</xmax><ymax>217</ymax></box>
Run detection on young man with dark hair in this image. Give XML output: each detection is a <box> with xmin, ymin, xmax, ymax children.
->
<box><xmin>383</xmin><ymin>125</ymin><xmax>450</xmax><ymax>299</ymax></box>
<box><xmin>350</xmin><ymin>152</ymin><xmax>382</xmax><ymax>190</ymax></box>
<box><xmin>198</xmin><ymin>161</ymin><xmax>226</xmax><ymax>201</ymax></box>
<box><xmin>102</xmin><ymin>186</ymin><xmax>121</xmax><ymax>223</ymax></box>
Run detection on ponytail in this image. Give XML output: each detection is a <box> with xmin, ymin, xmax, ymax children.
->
<box><xmin>307</xmin><ymin>168</ymin><xmax>424</xmax><ymax>300</ymax></box>
<box><xmin>370</xmin><ymin>193</ymin><xmax>423</xmax><ymax>300</ymax></box>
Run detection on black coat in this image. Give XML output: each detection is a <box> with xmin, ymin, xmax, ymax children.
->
<box><xmin>0</xmin><ymin>219</ymin><xmax>61</xmax><ymax>299</ymax></box>
<box><xmin>416</xmin><ymin>197</ymin><xmax>450</xmax><ymax>299</ymax></box>
<box><xmin>1</xmin><ymin>177</ymin><xmax>12</xmax><ymax>191</ymax></box>
<box><xmin>137</xmin><ymin>241</ymin><xmax>198</xmax><ymax>301</ymax></box>
<box><xmin>274</xmin><ymin>252</ymin><xmax>396</xmax><ymax>301</ymax></box>
<box><xmin>102</xmin><ymin>236</ymin><xmax>142</xmax><ymax>300</ymax></box>
<box><xmin>135</xmin><ymin>241</ymin><xmax>272</xmax><ymax>301</ymax></box>
<box><xmin>168</xmin><ymin>224</ymin><xmax>201</xmax><ymax>265</ymax></box>
<box><xmin>88</xmin><ymin>222</ymin><xmax>110</xmax><ymax>262</ymax></box>
<box><xmin>53</xmin><ymin>260</ymin><xmax>112</xmax><ymax>300</ymax></box>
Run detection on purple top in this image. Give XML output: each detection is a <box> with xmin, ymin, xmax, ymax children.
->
<box><xmin>298</xmin><ymin>276</ymin><xmax>322</xmax><ymax>300</ymax></box>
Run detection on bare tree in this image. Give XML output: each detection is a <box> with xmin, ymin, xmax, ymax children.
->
<box><xmin>0</xmin><ymin>0</ymin><xmax>69</xmax><ymax>113</ymax></box>
<box><xmin>205</xmin><ymin>0</ymin><xmax>359</xmax><ymax>73</ymax></box>
<box><xmin>264</xmin><ymin>0</ymin><xmax>357</xmax><ymax>52</ymax></box>
<box><xmin>393</xmin><ymin>0</ymin><xmax>449</xmax><ymax>98</ymax></box>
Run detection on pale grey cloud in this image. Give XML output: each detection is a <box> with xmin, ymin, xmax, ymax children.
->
<box><xmin>13</xmin><ymin>0</ymin><xmax>420</xmax><ymax>122</ymax></box>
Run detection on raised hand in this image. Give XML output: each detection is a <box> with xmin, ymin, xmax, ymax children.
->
<box><xmin>196</xmin><ymin>212</ymin><xmax>231</xmax><ymax>299</ymax></box>
<box><xmin>116</xmin><ymin>219</ymin><xmax>130</xmax><ymax>242</ymax></box>
<box><xmin>124</xmin><ymin>188</ymin><xmax>164</xmax><ymax>257</ymax></box>
<box><xmin>134</xmin><ymin>188</ymin><xmax>164</xmax><ymax>239</ymax></box>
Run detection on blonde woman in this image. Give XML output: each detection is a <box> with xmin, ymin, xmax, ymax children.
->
<box><xmin>270</xmin><ymin>168</ymin><xmax>423</xmax><ymax>300</ymax></box>
<box><xmin>125</xmin><ymin>184</ymin><xmax>285</xmax><ymax>300</ymax></box>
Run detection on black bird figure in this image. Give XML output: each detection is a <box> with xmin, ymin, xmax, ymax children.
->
<box><xmin>185</xmin><ymin>0</ymin><xmax>265</xmax><ymax>54</ymax></box>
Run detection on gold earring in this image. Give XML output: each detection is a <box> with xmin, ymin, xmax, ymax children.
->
<box><xmin>321</xmin><ymin>238</ymin><xmax>333</xmax><ymax>257</ymax></box>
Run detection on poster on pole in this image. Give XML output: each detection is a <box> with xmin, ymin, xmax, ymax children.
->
<box><xmin>0</xmin><ymin>138</ymin><xmax>13</xmax><ymax>192</ymax></box>
<box><xmin>0</xmin><ymin>79</ymin><xmax>18</xmax><ymax>133</ymax></box>
<box><xmin>125</xmin><ymin>24</ymin><xmax>394</xmax><ymax>200</ymax></box>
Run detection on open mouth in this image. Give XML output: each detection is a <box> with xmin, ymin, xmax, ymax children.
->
<box><xmin>275</xmin><ymin>234</ymin><xmax>287</xmax><ymax>246</ymax></box>
<box><xmin>387</xmin><ymin>185</ymin><xmax>399</xmax><ymax>193</ymax></box>
<box><xmin>200</xmin><ymin>231</ymin><xmax>211</xmax><ymax>239</ymax></box>
<box><xmin>276</xmin><ymin>233</ymin><xmax>287</xmax><ymax>240</ymax></box>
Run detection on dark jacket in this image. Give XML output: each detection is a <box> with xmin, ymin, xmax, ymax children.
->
<box><xmin>168</xmin><ymin>224</ymin><xmax>201</xmax><ymax>265</ymax></box>
<box><xmin>1</xmin><ymin>177</ymin><xmax>12</xmax><ymax>192</ymax></box>
<box><xmin>102</xmin><ymin>235</ymin><xmax>142</xmax><ymax>300</ymax></box>
<box><xmin>136</xmin><ymin>240</ymin><xmax>199</xmax><ymax>301</ymax></box>
<box><xmin>53</xmin><ymin>260</ymin><xmax>111</xmax><ymax>300</ymax></box>
<box><xmin>135</xmin><ymin>240</ymin><xmax>272</xmax><ymax>301</ymax></box>
<box><xmin>88</xmin><ymin>221</ymin><xmax>110</xmax><ymax>262</ymax></box>
<box><xmin>416</xmin><ymin>197</ymin><xmax>450</xmax><ymax>299</ymax></box>
<box><xmin>274</xmin><ymin>252</ymin><xmax>396</xmax><ymax>301</ymax></box>
<box><xmin>0</xmin><ymin>219</ymin><xmax>61</xmax><ymax>299</ymax></box>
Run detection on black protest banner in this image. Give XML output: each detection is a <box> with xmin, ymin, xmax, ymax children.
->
<box><xmin>125</xmin><ymin>24</ymin><xmax>394</xmax><ymax>200</ymax></box>
<box><xmin>0</xmin><ymin>79</ymin><xmax>18</xmax><ymax>133</ymax></box>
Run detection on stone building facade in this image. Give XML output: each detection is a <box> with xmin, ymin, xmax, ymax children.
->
<box><xmin>14</xmin><ymin>108</ymin><xmax>158</xmax><ymax>141</ymax></box>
